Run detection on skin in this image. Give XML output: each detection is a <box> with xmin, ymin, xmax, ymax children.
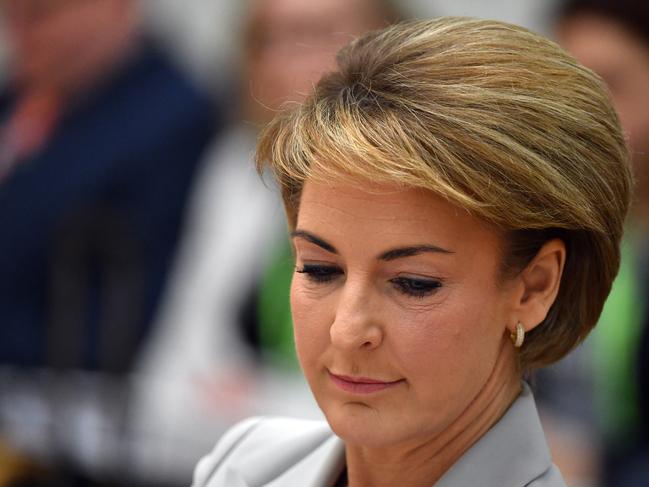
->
<box><xmin>558</xmin><ymin>13</ymin><xmax>649</xmax><ymax>226</ymax></box>
<box><xmin>242</xmin><ymin>0</ymin><xmax>390</xmax><ymax>124</ymax></box>
<box><xmin>291</xmin><ymin>180</ymin><xmax>565</xmax><ymax>486</ymax></box>
<box><xmin>4</xmin><ymin>0</ymin><xmax>139</xmax><ymax>97</ymax></box>
<box><xmin>0</xmin><ymin>0</ymin><xmax>139</xmax><ymax>163</ymax></box>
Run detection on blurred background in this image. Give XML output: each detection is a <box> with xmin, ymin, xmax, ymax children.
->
<box><xmin>0</xmin><ymin>0</ymin><xmax>646</xmax><ymax>486</ymax></box>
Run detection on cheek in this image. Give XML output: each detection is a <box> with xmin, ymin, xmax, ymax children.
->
<box><xmin>390</xmin><ymin>311</ymin><xmax>464</xmax><ymax>376</ymax></box>
<box><xmin>290</xmin><ymin>279</ymin><xmax>330</xmax><ymax>369</ymax></box>
<box><xmin>390</xmin><ymin>290</ymin><xmax>504</xmax><ymax>382</ymax></box>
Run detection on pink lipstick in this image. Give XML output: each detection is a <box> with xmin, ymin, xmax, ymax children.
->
<box><xmin>328</xmin><ymin>371</ymin><xmax>404</xmax><ymax>394</ymax></box>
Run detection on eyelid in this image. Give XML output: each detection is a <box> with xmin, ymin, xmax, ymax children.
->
<box><xmin>293</xmin><ymin>249</ymin><xmax>333</xmax><ymax>267</ymax></box>
<box><xmin>295</xmin><ymin>263</ymin><xmax>343</xmax><ymax>284</ymax></box>
<box><xmin>390</xmin><ymin>275</ymin><xmax>443</xmax><ymax>298</ymax></box>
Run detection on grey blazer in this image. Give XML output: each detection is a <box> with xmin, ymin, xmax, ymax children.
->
<box><xmin>192</xmin><ymin>384</ymin><xmax>566</xmax><ymax>487</ymax></box>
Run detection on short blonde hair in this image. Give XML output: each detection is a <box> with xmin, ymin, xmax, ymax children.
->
<box><xmin>256</xmin><ymin>17</ymin><xmax>632</xmax><ymax>370</ymax></box>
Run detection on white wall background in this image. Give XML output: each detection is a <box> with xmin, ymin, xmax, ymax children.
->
<box><xmin>409</xmin><ymin>0</ymin><xmax>560</xmax><ymax>33</ymax></box>
<box><xmin>140</xmin><ymin>0</ymin><xmax>243</xmax><ymax>89</ymax></box>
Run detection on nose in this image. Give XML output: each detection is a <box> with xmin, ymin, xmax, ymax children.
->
<box><xmin>329</xmin><ymin>279</ymin><xmax>383</xmax><ymax>351</ymax></box>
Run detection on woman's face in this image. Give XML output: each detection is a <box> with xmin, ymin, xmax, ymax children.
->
<box><xmin>291</xmin><ymin>180</ymin><xmax>519</xmax><ymax>448</ymax></box>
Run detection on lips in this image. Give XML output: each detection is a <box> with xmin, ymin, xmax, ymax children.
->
<box><xmin>328</xmin><ymin>370</ymin><xmax>404</xmax><ymax>394</ymax></box>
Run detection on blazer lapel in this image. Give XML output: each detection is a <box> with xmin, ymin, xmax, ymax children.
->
<box><xmin>435</xmin><ymin>383</ymin><xmax>556</xmax><ymax>487</ymax></box>
<box><xmin>232</xmin><ymin>421</ymin><xmax>345</xmax><ymax>487</ymax></box>
<box><xmin>266</xmin><ymin>435</ymin><xmax>345</xmax><ymax>487</ymax></box>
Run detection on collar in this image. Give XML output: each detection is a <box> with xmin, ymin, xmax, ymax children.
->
<box><xmin>435</xmin><ymin>383</ymin><xmax>556</xmax><ymax>487</ymax></box>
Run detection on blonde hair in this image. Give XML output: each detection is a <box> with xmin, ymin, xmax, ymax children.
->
<box><xmin>256</xmin><ymin>17</ymin><xmax>632</xmax><ymax>370</ymax></box>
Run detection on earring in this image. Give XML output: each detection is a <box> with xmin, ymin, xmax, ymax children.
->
<box><xmin>510</xmin><ymin>322</ymin><xmax>525</xmax><ymax>348</ymax></box>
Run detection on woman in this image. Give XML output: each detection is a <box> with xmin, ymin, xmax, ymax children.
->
<box><xmin>192</xmin><ymin>17</ymin><xmax>632</xmax><ymax>486</ymax></box>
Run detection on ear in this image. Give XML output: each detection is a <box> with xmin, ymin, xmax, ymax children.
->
<box><xmin>511</xmin><ymin>239</ymin><xmax>566</xmax><ymax>333</ymax></box>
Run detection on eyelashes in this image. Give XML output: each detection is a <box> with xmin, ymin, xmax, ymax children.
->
<box><xmin>295</xmin><ymin>264</ymin><xmax>342</xmax><ymax>283</ymax></box>
<box><xmin>389</xmin><ymin>276</ymin><xmax>442</xmax><ymax>298</ymax></box>
<box><xmin>295</xmin><ymin>264</ymin><xmax>442</xmax><ymax>298</ymax></box>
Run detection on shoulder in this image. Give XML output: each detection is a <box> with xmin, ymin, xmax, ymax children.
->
<box><xmin>192</xmin><ymin>416</ymin><xmax>339</xmax><ymax>487</ymax></box>
<box><xmin>436</xmin><ymin>384</ymin><xmax>568</xmax><ymax>487</ymax></box>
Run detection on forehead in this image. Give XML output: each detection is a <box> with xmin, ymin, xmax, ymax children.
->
<box><xmin>296</xmin><ymin>180</ymin><xmax>502</xmax><ymax>254</ymax></box>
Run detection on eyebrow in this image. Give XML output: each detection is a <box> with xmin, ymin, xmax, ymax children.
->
<box><xmin>291</xmin><ymin>230</ymin><xmax>454</xmax><ymax>260</ymax></box>
<box><xmin>379</xmin><ymin>245</ymin><xmax>454</xmax><ymax>261</ymax></box>
<box><xmin>291</xmin><ymin>230</ymin><xmax>338</xmax><ymax>254</ymax></box>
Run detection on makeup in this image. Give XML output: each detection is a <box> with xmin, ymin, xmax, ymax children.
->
<box><xmin>328</xmin><ymin>371</ymin><xmax>404</xmax><ymax>394</ymax></box>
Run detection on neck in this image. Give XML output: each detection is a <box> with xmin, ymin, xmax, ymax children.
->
<box><xmin>344</xmin><ymin>338</ymin><xmax>521</xmax><ymax>487</ymax></box>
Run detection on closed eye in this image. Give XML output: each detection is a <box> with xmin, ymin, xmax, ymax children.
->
<box><xmin>390</xmin><ymin>276</ymin><xmax>442</xmax><ymax>298</ymax></box>
<box><xmin>295</xmin><ymin>264</ymin><xmax>343</xmax><ymax>283</ymax></box>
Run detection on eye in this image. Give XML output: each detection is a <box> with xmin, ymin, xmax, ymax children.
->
<box><xmin>295</xmin><ymin>264</ymin><xmax>343</xmax><ymax>283</ymax></box>
<box><xmin>390</xmin><ymin>276</ymin><xmax>442</xmax><ymax>298</ymax></box>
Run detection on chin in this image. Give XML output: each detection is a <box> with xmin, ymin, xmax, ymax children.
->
<box><xmin>323</xmin><ymin>402</ymin><xmax>405</xmax><ymax>448</ymax></box>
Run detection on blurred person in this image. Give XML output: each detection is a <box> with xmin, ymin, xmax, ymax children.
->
<box><xmin>194</xmin><ymin>16</ymin><xmax>631</xmax><ymax>487</ymax></box>
<box><xmin>557</xmin><ymin>0</ymin><xmax>649</xmax><ymax>232</ymax></box>
<box><xmin>0</xmin><ymin>0</ymin><xmax>217</xmax><ymax>484</ymax></box>
<box><xmin>538</xmin><ymin>1</ymin><xmax>649</xmax><ymax>485</ymax></box>
<box><xmin>129</xmin><ymin>0</ymin><xmax>403</xmax><ymax>482</ymax></box>
<box><xmin>0</xmin><ymin>0</ymin><xmax>138</xmax><ymax>175</ymax></box>
<box><xmin>241</xmin><ymin>0</ymin><xmax>400</xmax><ymax>125</ymax></box>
